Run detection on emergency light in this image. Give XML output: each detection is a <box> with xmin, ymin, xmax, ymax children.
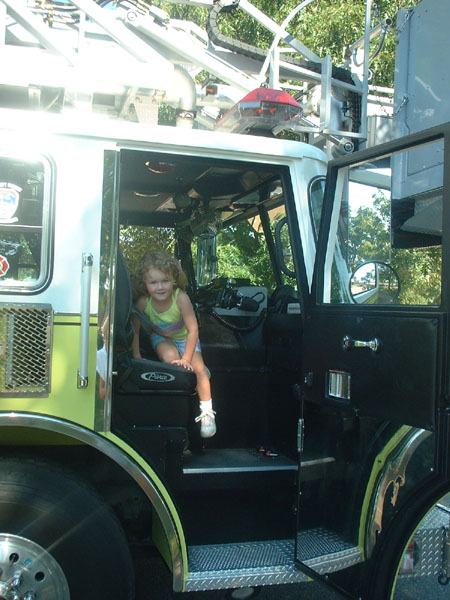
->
<box><xmin>215</xmin><ymin>88</ymin><xmax>303</xmax><ymax>135</ymax></box>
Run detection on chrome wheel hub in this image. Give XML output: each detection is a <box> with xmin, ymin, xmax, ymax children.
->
<box><xmin>0</xmin><ymin>534</ymin><xmax>69</xmax><ymax>600</ymax></box>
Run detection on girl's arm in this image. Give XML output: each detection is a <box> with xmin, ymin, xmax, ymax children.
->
<box><xmin>175</xmin><ymin>291</ymin><xmax>199</xmax><ymax>366</ymax></box>
<box><xmin>131</xmin><ymin>296</ymin><xmax>147</xmax><ymax>359</ymax></box>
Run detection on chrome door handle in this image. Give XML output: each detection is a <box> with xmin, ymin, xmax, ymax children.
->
<box><xmin>342</xmin><ymin>335</ymin><xmax>382</xmax><ymax>353</ymax></box>
<box><xmin>78</xmin><ymin>252</ymin><xmax>93</xmax><ymax>388</ymax></box>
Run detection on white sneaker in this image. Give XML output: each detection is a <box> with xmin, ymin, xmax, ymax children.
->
<box><xmin>195</xmin><ymin>409</ymin><xmax>216</xmax><ymax>438</ymax></box>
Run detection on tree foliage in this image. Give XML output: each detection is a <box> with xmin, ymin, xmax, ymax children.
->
<box><xmin>217</xmin><ymin>221</ymin><xmax>275</xmax><ymax>290</ymax></box>
<box><xmin>155</xmin><ymin>0</ymin><xmax>421</xmax><ymax>89</ymax></box>
<box><xmin>120</xmin><ymin>225</ymin><xmax>175</xmax><ymax>278</ymax></box>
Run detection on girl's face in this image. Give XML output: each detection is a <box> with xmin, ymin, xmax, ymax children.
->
<box><xmin>144</xmin><ymin>267</ymin><xmax>174</xmax><ymax>301</ymax></box>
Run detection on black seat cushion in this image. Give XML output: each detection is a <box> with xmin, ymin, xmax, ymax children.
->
<box><xmin>117</xmin><ymin>357</ymin><xmax>197</xmax><ymax>395</ymax></box>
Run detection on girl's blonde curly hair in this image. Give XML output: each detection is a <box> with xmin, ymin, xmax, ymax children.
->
<box><xmin>133</xmin><ymin>250</ymin><xmax>188</xmax><ymax>299</ymax></box>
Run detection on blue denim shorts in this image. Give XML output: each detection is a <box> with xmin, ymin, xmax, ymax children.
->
<box><xmin>151</xmin><ymin>334</ymin><xmax>201</xmax><ymax>356</ymax></box>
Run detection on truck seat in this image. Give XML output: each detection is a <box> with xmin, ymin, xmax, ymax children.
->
<box><xmin>113</xmin><ymin>252</ymin><xmax>197</xmax><ymax>419</ymax></box>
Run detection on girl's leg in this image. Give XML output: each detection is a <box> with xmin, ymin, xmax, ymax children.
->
<box><xmin>191</xmin><ymin>352</ymin><xmax>216</xmax><ymax>438</ymax></box>
<box><xmin>154</xmin><ymin>341</ymin><xmax>216</xmax><ymax>438</ymax></box>
<box><xmin>190</xmin><ymin>352</ymin><xmax>211</xmax><ymax>403</ymax></box>
<box><xmin>155</xmin><ymin>340</ymin><xmax>179</xmax><ymax>363</ymax></box>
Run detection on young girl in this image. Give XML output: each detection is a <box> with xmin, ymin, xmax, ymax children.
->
<box><xmin>131</xmin><ymin>250</ymin><xmax>216</xmax><ymax>438</ymax></box>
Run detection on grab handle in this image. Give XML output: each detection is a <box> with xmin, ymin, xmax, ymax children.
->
<box><xmin>78</xmin><ymin>252</ymin><xmax>93</xmax><ymax>388</ymax></box>
<box><xmin>342</xmin><ymin>335</ymin><xmax>382</xmax><ymax>353</ymax></box>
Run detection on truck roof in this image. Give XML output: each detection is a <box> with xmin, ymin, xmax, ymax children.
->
<box><xmin>0</xmin><ymin>106</ymin><xmax>328</xmax><ymax>163</ymax></box>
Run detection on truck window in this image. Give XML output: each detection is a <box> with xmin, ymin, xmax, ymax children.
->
<box><xmin>308</xmin><ymin>176</ymin><xmax>325</xmax><ymax>241</ymax></box>
<box><xmin>0</xmin><ymin>155</ymin><xmax>53</xmax><ymax>293</ymax></box>
<box><xmin>324</xmin><ymin>139</ymin><xmax>443</xmax><ymax>305</ymax></box>
<box><xmin>216</xmin><ymin>202</ymin><xmax>294</xmax><ymax>295</ymax></box>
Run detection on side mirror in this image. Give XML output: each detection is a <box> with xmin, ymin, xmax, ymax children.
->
<box><xmin>349</xmin><ymin>261</ymin><xmax>400</xmax><ymax>305</ymax></box>
<box><xmin>196</xmin><ymin>229</ymin><xmax>218</xmax><ymax>286</ymax></box>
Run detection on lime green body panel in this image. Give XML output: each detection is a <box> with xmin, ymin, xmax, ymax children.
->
<box><xmin>0</xmin><ymin>319</ymin><xmax>95</xmax><ymax>426</ymax></box>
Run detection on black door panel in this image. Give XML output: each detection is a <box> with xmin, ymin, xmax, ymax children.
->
<box><xmin>295</xmin><ymin>124</ymin><xmax>450</xmax><ymax>596</ymax></box>
<box><xmin>302</xmin><ymin>311</ymin><xmax>440</xmax><ymax>430</ymax></box>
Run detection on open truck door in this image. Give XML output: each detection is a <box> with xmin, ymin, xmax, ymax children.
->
<box><xmin>295</xmin><ymin>123</ymin><xmax>450</xmax><ymax>599</ymax></box>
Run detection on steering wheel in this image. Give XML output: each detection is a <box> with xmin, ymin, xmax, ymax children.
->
<box><xmin>194</xmin><ymin>279</ymin><xmax>266</xmax><ymax>332</ymax></box>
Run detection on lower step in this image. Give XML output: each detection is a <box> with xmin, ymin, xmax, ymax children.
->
<box><xmin>185</xmin><ymin>532</ymin><xmax>361</xmax><ymax>592</ymax></box>
<box><xmin>182</xmin><ymin>447</ymin><xmax>334</xmax><ymax>476</ymax></box>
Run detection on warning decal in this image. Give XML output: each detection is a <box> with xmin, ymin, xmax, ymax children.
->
<box><xmin>0</xmin><ymin>255</ymin><xmax>10</xmax><ymax>277</ymax></box>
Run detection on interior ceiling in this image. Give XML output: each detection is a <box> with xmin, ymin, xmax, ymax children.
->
<box><xmin>119</xmin><ymin>150</ymin><xmax>278</xmax><ymax>226</ymax></box>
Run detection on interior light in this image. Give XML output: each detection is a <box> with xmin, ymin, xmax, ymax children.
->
<box><xmin>133</xmin><ymin>192</ymin><xmax>161</xmax><ymax>197</ymax></box>
<box><xmin>145</xmin><ymin>161</ymin><xmax>175</xmax><ymax>174</ymax></box>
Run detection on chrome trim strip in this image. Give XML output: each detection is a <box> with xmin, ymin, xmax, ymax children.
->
<box><xmin>97</xmin><ymin>149</ymin><xmax>120</xmax><ymax>434</ymax></box>
<box><xmin>0</xmin><ymin>412</ymin><xmax>185</xmax><ymax>592</ymax></box>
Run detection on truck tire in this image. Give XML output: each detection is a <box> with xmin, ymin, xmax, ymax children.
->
<box><xmin>366</xmin><ymin>488</ymin><xmax>450</xmax><ymax>599</ymax></box>
<box><xmin>0</xmin><ymin>458</ymin><xmax>135</xmax><ymax>600</ymax></box>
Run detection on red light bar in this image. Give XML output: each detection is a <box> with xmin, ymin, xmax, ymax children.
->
<box><xmin>215</xmin><ymin>88</ymin><xmax>303</xmax><ymax>135</ymax></box>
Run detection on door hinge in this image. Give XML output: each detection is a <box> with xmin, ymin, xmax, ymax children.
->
<box><xmin>297</xmin><ymin>418</ymin><xmax>304</xmax><ymax>454</ymax></box>
<box><xmin>303</xmin><ymin>372</ymin><xmax>313</xmax><ymax>387</ymax></box>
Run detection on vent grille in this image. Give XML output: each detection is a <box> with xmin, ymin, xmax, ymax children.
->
<box><xmin>0</xmin><ymin>305</ymin><xmax>52</xmax><ymax>396</ymax></box>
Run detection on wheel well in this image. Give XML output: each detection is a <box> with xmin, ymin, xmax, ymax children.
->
<box><xmin>363</xmin><ymin>481</ymin><xmax>450</xmax><ymax>599</ymax></box>
<box><xmin>2</xmin><ymin>439</ymin><xmax>150</xmax><ymax>532</ymax></box>
<box><xmin>0</xmin><ymin>421</ymin><xmax>183</xmax><ymax>589</ymax></box>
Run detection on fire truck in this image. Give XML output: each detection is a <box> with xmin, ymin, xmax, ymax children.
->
<box><xmin>0</xmin><ymin>1</ymin><xmax>448</xmax><ymax>599</ymax></box>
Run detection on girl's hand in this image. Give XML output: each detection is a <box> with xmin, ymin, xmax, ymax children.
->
<box><xmin>171</xmin><ymin>358</ymin><xmax>193</xmax><ymax>371</ymax></box>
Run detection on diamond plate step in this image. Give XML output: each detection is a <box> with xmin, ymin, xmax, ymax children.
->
<box><xmin>185</xmin><ymin>532</ymin><xmax>362</xmax><ymax>592</ymax></box>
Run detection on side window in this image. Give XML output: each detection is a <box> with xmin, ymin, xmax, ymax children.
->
<box><xmin>275</xmin><ymin>216</ymin><xmax>296</xmax><ymax>280</ymax></box>
<box><xmin>308</xmin><ymin>176</ymin><xmax>325</xmax><ymax>241</ymax></box>
<box><xmin>0</xmin><ymin>155</ymin><xmax>53</xmax><ymax>293</ymax></box>
<box><xmin>325</xmin><ymin>139</ymin><xmax>443</xmax><ymax>305</ymax></box>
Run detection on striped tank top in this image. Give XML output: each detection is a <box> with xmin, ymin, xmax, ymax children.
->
<box><xmin>144</xmin><ymin>288</ymin><xmax>188</xmax><ymax>340</ymax></box>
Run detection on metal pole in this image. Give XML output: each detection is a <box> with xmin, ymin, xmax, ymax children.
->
<box><xmin>360</xmin><ymin>0</ymin><xmax>372</xmax><ymax>141</ymax></box>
